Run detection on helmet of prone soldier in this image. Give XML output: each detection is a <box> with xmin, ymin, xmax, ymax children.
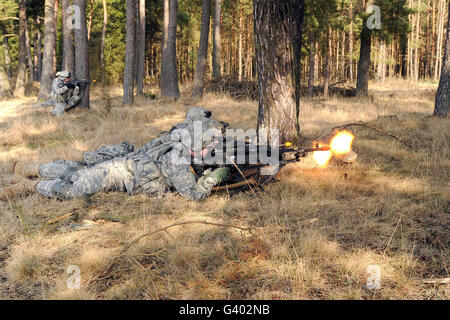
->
<box><xmin>56</xmin><ymin>71</ymin><xmax>70</xmax><ymax>79</ymax></box>
<box><xmin>182</xmin><ymin>118</ymin><xmax>223</xmax><ymax>155</ymax></box>
<box><xmin>185</xmin><ymin>107</ymin><xmax>212</xmax><ymax>122</ymax></box>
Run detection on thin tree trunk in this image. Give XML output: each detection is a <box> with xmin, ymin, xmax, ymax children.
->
<box><xmin>307</xmin><ymin>33</ymin><xmax>316</xmax><ymax>98</ymax></box>
<box><xmin>53</xmin><ymin>0</ymin><xmax>58</xmax><ymax>75</ymax></box>
<box><xmin>87</xmin><ymin>0</ymin><xmax>94</xmax><ymax>40</ymax></box>
<box><xmin>123</xmin><ymin>0</ymin><xmax>136</xmax><ymax>105</ymax></box>
<box><xmin>14</xmin><ymin>0</ymin><xmax>27</xmax><ymax>97</ymax></box>
<box><xmin>192</xmin><ymin>0</ymin><xmax>212</xmax><ymax>100</ymax></box>
<box><xmin>100</xmin><ymin>0</ymin><xmax>107</xmax><ymax>84</ymax></box>
<box><xmin>36</xmin><ymin>18</ymin><xmax>42</xmax><ymax>81</ymax></box>
<box><xmin>39</xmin><ymin>0</ymin><xmax>55</xmax><ymax>99</ymax></box>
<box><xmin>355</xmin><ymin>1</ymin><xmax>373</xmax><ymax>97</ymax></box>
<box><xmin>238</xmin><ymin>9</ymin><xmax>243</xmax><ymax>81</ymax></box>
<box><xmin>377</xmin><ymin>41</ymin><xmax>385</xmax><ymax>82</ymax></box>
<box><xmin>434</xmin><ymin>1</ymin><xmax>450</xmax><ymax>117</ymax></box>
<box><xmin>254</xmin><ymin>0</ymin><xmax>305</xmax><ymax>143</ymax></box>
<box><xmin>212</xmin><ymin>0</ymin><xmax>222</xmax><ymax>78</ymax></box>
<box><xmin>136</xmin><ymin>0</ymin><xmax>146</xmax><ymax>95</ymax></box>
<box><xmin>432</xmin><ymin>0</ymin><xmax>436</xmax><ymax>79</ymax></box>
<box><xmin>2</xmin><ymin>33</ymin><xmax>12</xmax><ymax>79</ymax></box>
<box><xmin>25</xmin><ymin>22</ymin><xmax>35</xmax><ymax>83</ymax></box>
<box><xmin>33</xmin><ymin>28</ymin><xmax>39</xmax><ymax>80</ymax></box>
<box><xmin>415</xmin><ymin>0</ymin><xmax>421</xmax><ymax>82</ymax></box>
<box><xmin>341</xmin><ymin>30</ymin><xmax>346</xmax><ymax>79</ymax></box>
<box><xmin>400</xmin><ymin>33</ymin><xmax>408</xmax><ymax>77</ymax></box>
<box><xmin>62</xmin><ymin>0</ymin><xmax>75</xmax><ymax>76</ymax></box>
<box><xmin>74</xmin><ymin>0</ymin><xmax>90</xmax><ymax>109</ymax></box>
<box><xmin>134</xmin><ymin>3</ymin><xmax>139</xmax><ymax>85</ymax></box>
<box><xmin>160</xmin><ymin>0</ymin><xmax>180</xmax><ymax>100</ymax></box>
<box><xmin>349</xmin><ymin>1</ymin><xmax>354</xmax><ymax>81</ymax></box>
<box><xmin>0</xmin><ymin>67</ymin><xmax>12</xmax><ymax>99</ymax></box>
<box><xmin>324</xmin><ymin>28</ymin><xmax>331</xmax><ymax>98</ymax></box>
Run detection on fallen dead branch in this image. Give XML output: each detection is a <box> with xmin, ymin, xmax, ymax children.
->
<box><xmin>423</xmin><ymin>278</ymin><xmax>450</xmax><ymax>284</ymax></box>
<box><xmin>88</xmin><ymin>220</ymin><xmax>252</xmax><ymax>288</ymax></box>
<box><xmin>332</xmin><ymin>121</ymin><xmax>413</xmax><ymax>149</ymax></box>
<box><xmin>46</xmin><ymin>212</ymin><xmax>78</xmax><ymax>225</ymax></box>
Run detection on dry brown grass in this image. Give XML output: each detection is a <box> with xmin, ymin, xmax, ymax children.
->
<box><xmin>0</xmin><ymin>79</ymin><xmax>448</xmax><ymax>300</ymax></box>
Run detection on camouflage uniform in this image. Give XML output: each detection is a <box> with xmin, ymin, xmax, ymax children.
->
<box><xmin>35</xmin><ymin>141</ymin><xmax>135</xmax><ymax>196</ymax></box>
<box><xmin>48</xmin><ymin>71</ymin><xmax>81</xmax><ymax>117</ymax></box>
<box><xmin>35</xmin><ymin>108</ymin><xmax>226</xmax><ymax>201</ymax></box>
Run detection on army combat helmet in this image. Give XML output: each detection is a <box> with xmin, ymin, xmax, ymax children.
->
<box><xmin>56</xmin><ymin>71</ymin><xmax>70</xmax><ymax>79</ymax></box>
<box><xmin>180</xmin><ymin>108</ymin><xmax>225</xmax><ymax>162</ymax></box>
<box><xmin>185</xmin><ymin>107</ymin><xmax>212</xmax><ymax>122</ymax></box>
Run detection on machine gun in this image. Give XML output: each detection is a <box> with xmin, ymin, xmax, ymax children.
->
<box><xmin>62</xmin><ymin>79</ymin><xmax>90</xmax><ymax>89</ymax></box>
<box><xmin>192</xmin><ymin>140</ymin><xmax>330</xmax><ymax>194</ymax></box>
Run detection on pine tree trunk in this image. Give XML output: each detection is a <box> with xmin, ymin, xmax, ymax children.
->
<box><xmin>134</xmin><ymin>4</ymin><xmax>139</xmax><ymax>85</ymax></box>
<box><xmin>349</xmin><ymin>1</ymin><xmax>354</xmax><ymax>81</ymax></box>
<box><xmin>212</xmin><ymin>0</ymin><xmax>222</xmax><ymax>78</ymax></box>
<box><xmin>160</xmin><ymin>0</ymin><xmax>180</xmax><ymax>101</ymax></box>
<box><xmin>100</xmin><ymin>0</ymin><xmax>107</xmax><ymax>84</ymax></box>
<box><xmin>38</xmin><ymin>0</ymin><xmax>56</xmax><ymax>99</ymax></box>
<box><xmin>415</xmin><ymin>0</ymin><xmax>421</xmax><ymax>82</ymax></box>
<box><xmin>0</xmin><ymin>67</ymin><xmax>12</xmax><ymax>100</ymax></box>
<box><xmin>324</xmin><ymin>28</ymin><xmax>331</xmax><ymax>98</ymax></box>
<box><xmin>74</xmin><ymin>0</ymin><xmax>90</xmax><ymax>109</ymax></box>
<box><xmin>87</xmin><ymin>0</ymin><xmax>94</xmax><ymax>40</ymax></box>
<box><xmin>36</xmin><ymin>18</ymin><xmax>42</xmax><ymax>81</ymax></box>
<box><xmin>307</xmin><ymin>33</ymin><xmax>316</xmax><ymax>98</ymax></box>
<box><xmin>434</xmin><ymin>0</ymin><xmax>443</xmax><ymax>81</ymax></box>
<box><xmin>53</xmin><ymin>0</ymin><xmax>58</xmax><ymax>75</ymax></box>
<box><xmin>123</xmin><ymin>0</ymin><xmax>136</xmax><ymax>105</ymax></box>
<box><xmin>400</xmin><ymin>33</ymin><xmax>408</xmax><ymax>77</ymax></box>
<box><xmin>377</xmin><ymin>41</ymin><xmax>385</xmax><ymax>82</ymax></box>
<box><xmin>254</xmin><ymin>0</ymin><xmax>305</xmax><ymax>143</ymax></box>
<box><xmin>2</xmin><ymin>32</ymin><xmax>12</xmax><ymax>79</ymax></box>
<box><xmin>62</xmin><ymin>0</ymin><xmax>75</xmax><ymax>76</ymax></box>
<box><xmin>14</xmin><ymin>0</ymin><xmax>27</xmax><ymax>97</ymax></box>
<box><xmin>341</xmin><ymin>30</ymin><xmax>346</xmax><ymax>79</ymax></box>
<box><xmin>238</xmin><ymin>10</ymin><xmax>243</xmax><ymax>81</ymax></box>
<box><xmin>25</xmin><ymin>22</ymin><xmax>35</xmax><ymax>83</ymax></box>
<box><xmin>434</xmin><ymin>1</ymin><xmax>450</xmax><ymax>117</ymax></box>
<box><xmin>192</xmin><ymin>0</ymin><xmax>212</xmax><ymax>100</ymax></box>
<box><xmin>355</xmin><ymin>21</ymin><xmax>372</xmax><ymax>96</ymax></box>
<box><xmin>33</xmin><ymin>28</ymin><xmax>39</xmax><ymax>80</ymax></box>
<box><xmin>136</xmin><ymin>0</ymin><xmax>146</xmax><ymax>95</ymax></box>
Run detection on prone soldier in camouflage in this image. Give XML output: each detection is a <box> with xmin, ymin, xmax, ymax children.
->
<box><xmin>40</xmin><ymin>71</ymin><xmax>81</xmax><ymax>116</ymax></box>
<box><xmin>1</xmin><ymin>108</ymin><xmax>230</xmax><ymax>202</ymax></box>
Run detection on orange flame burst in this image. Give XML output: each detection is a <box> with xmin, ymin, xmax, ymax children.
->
<box><xmin>312</xmin><ymin>130</ymin><xmax>355</xmax><ymax>167</ymax></box>
<box><xmin>330</xmin><ymin>130</ymin><xmax>355</xmax><ymax>155</ymax></box>
<box><xmin>313</xmin><ymin>144</ymin><xmax>333</xmax><ymax>167</ymax></box>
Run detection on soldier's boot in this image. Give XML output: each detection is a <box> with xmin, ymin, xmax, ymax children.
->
<box><xmin>13</xmin><ymin>161</ymin><xmax>41</xmax><ymax>178</ymax></box>
<box><xmin>35</xmin><ymin>179</ymin><xmax>73</xmax><ymax>200</ymax></box>
<box><xmin>0</xmin><ymin>180</ymin><xmax>38</xmax><ymax>201</ymax></box>
<box><xmin>335</xmin><ymin>151</ymin><xmax>358</xmax><ymax>164</ymax></box>
<box><xmin>51</xmin><ymin>102</ymin><xmax>67</xmax><ymax>117</ymax></box>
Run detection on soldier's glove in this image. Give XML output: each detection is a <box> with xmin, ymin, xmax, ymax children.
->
<box><xmin>209</xmin><ymin>167</ymin><xmax>230</xmax><ymax>185</ymax></box>
<box><xmin>73</xmin><ymin>86</ymin><xmax>80</xmax><ymax>96</ymax></box>
<box><xmin>198</xmin><ymin>167</ymin><xmax>230</xmax><ymax>191</ymax></box>
<box><xmin>200</xmin><ymin>176</ymin><xmax>218</xmax><ymax>190</ymax></box>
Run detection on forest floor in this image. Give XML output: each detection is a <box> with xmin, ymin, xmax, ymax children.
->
<box><xmin>0</xmin><ymin>79</ymin><xmax>448</xmax><ymax>300</ymax></box>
